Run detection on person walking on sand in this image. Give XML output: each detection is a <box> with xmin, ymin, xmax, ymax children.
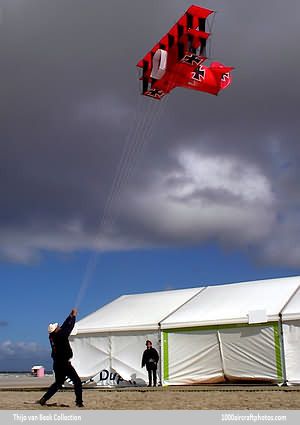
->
<box><xmin>38</xmin><ymin>308</ymin><xmax>83</xmax><ymax>407</ymax></box>
<box><xmin>141</xmin><ymin>340</ymin><xmax>159</xmax><ymax>387</ymax></box>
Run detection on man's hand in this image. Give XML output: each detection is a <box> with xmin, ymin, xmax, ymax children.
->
<box><xmin>71</xmin><ymin>308</ymin><xmax>78</xmax><ymax>317</ymax></box>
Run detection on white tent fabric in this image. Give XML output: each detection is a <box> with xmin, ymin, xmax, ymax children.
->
<box><xmin>282</xmin><ymin>321</ymin><xmax>300</xmax><ymax>385</ymax></box>
<box><xmin>73</xmin><ymin>287</ymin><xmax>202</xmax><ymax>334</ymax></box>
<box><xmin>161</xmin><ymin>277</ymin><xmax>300</xmax><ymax>329</ymax></box>
<box><xmin>161</xmin><ymin>277</ymin><xmax>300</xmax><ymax>385</ymax></box>
<box><xmin>110</xmin><ymin>332</ymin><xmax>160</xmax><ymax>385</ymax></box>
<box><xmin>163</xmin><ymin>324</ymin><xmax>281</xmax><ymax>385</ymax></box>
<box><xmin>71</xmin><ymin>331</ymin><xmax>159</xmax><ymax>386</ymax></box>
<box><xmin>281</xmin><ymin>286</ymin><xmax>300</xmax><ymax>321</ymax></box>
<box><xmin>70</xmin><ymin>335</ymin><xmax>110</xmax><ymax>378</ymax></box>
<box><xmin>70</xmin><ymin>287</ymin><xmax>202</xmax><ymax>385</ymax></box>
<box><xmin>219</xmin><ymin>325</ymin><xmax>279</xmax><ymax>381</ymax></box>
<box><xmin>164</xmin><ymin>330</ymin><xmax>224</xmax><ymax>385</ymax></box>
<box><xmin>280</xmin><ymin>287</ymin><xmax>300</xmax><ymax>385</ymax></box>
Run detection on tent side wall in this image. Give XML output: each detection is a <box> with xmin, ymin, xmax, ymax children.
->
<box><xmin>162</xmin><ymin>322</ymin><xmax>283</xmax><ymax>386</ymax></box>
<box><xmin>282</xmin><ymin>320</ymin><xmax>300</xmax><ymax>385</ymax></box>
<box><xmin>70</xmin><ymin>334</ymin><xmax>110</xmax><ymax>378</ymax></box>
<box><xmin>70</xmin><ymin>330</ymin><xmax>160</xmax><ymax>386</ymax></box>
<box><xmin>280</xmin><ymin>285</ymin><xmax>300</xmax><ymax>384</ymax></box>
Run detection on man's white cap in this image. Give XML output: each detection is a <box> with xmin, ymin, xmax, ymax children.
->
<box><xmin>48</xmin><ymin>323</ymin><xmax>58</xmax><ymax>334</ymax></box>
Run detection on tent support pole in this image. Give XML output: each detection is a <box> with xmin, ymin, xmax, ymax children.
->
<box><xmin>158</xmin><ymin>324</ymin><xmax>162</xmax><ymax>386</ymax></box>
<box><xmin>217</xmin><ymin>331</ymin><xmax>226</xmax><ymax>380</ymax></box>
<box><xmin>278</xmin><ymin>314</ymin><xmax>287</xmax><ymax>386</ymax></box>
<box><xmin>109</xmin><ymin>333</ymin><xmax>112</xmax><ymax>371</ymax></box>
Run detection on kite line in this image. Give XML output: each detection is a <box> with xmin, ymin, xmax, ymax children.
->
<box><xmin>75</xmin><ymin>94</ymin><xmax>168</xmax><ymax>308</ymax></box>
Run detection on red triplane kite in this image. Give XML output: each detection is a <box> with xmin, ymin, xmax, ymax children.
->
<box><xmin>137</xmin><ymin>5</ymin><xmax>233</xmax><ymax>99</ymax></box>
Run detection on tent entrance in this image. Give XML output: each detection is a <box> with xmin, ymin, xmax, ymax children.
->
<box><xmin>162</xmin><ymin>322</ymin><xmax>283</xmax><ymax>386</ymax></box>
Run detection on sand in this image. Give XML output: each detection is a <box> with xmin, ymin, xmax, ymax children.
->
<box><xmin>1</xmin><ymin>380</ymin><xmax>300</xmax><ymax>410</ymax></box>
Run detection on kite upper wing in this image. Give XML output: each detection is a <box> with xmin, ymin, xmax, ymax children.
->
<box><xmin>137</xmin><ymin>5</ymin><xmax>233</xmax><ymax>99</ymax></box>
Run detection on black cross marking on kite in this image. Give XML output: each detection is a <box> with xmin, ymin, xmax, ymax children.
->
<box><xmin>221</xmin><ymin>72</ymin><xmax>230</xmax><ymax>82</ymax></box>
<box><xmin>192</xmin><ymin>65</ymin><xmax>205</xmax><ymax>81</ymax></box>
<box><xmin>181</xmin><ymin>54</ymin><xmax>203</xmax><ymax>66</ymax></box>
<box><xmin>144</xmin><ymin>88</ymin><xmax>165</xmax><ymax>99</ymax></box>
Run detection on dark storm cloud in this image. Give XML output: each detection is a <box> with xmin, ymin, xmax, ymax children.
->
<box><xmin>0</xmin><ymin>0</ymin><xmax>300</xmax><ymax>265</ymax></box>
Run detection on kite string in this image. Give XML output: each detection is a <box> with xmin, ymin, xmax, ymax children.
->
<box><xmin>101</xmin><ymin>76</ymin><xmax>174</xmax><ymax>224</ymax></box>
<box><xmin>97</xmin><ymin>98</ymin><xmax>158</xmax><ymax>236</ymax></box>
<box><xmin>76</xmin><ymin>99</ymin><xmax>168</xmax><ymax>306</ymax></box>
<box><xmin>95</xmin><ymin>71</ymin><xmax>175</xmax><ymax>244</ymax></box>
<box><xmin>100</xmin><ymin>82</ymin><xmax>168</xmax><ymax>215</ymax></box>
<box><xmin>75</xmin><ymin>97</ymin><xmax>160</xmax><ymax>307</ymax></box>
<box><xmin>114</xmin><ymin>99</ymin><xmax>164</xmax><ymax>194</ymax></box>
<box><xmin>75</xmin><ymin>60</ymin><xmax>176</xmax><ymax>308</ymax></box>
<box><xmin>75</xmin><ymin>98</ymin><xmax>149</xmax><ymax>306</ymax></box>
<box><xmin>96</xmin><ymin>98</ymin><xmax>151</xmax><ymax>230</ymax></box>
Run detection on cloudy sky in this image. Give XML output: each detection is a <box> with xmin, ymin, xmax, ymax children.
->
<box><xmin>1</xmin><ymin>0</ymin><xmax>300</xmax><ymax>370</ymax></box>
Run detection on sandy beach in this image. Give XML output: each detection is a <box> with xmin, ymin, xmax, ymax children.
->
<box><xmin>1</xmin><ymin>376</ymin><xmax>300</xmax><ymax>410</ymax></box>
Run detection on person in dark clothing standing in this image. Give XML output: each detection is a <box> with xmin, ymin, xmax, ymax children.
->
<box><xmin>38</xmin><ymin>308</ymin><xmax>83</xmax><ymax>407</ymax></box>
<box><xmin>141</xmin><ymin>340</ymin><xmax>159</xmax><ymax>387</ymax></box>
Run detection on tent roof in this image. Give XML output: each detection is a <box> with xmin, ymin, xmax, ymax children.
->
<box><xmin>74</xmin><ymin>287</ymin><xmax>202</xmax><ymax>334</ymax></box>
<box><xmin>161</xmin><ymin>276</ymin><xmax>300</xmax><ymax>329</ymax></box>
<box><xmin>281</xmin><ymin>286</ymin><xmax>300</xmax><ymax>321</ymax></box>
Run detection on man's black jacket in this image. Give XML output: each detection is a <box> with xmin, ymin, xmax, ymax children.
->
<box><xmin>49</xmin><ymin>314</ymin><xmax>75</xmax><ymax>363</ymax></box>
<box><xmin>142</xmin><ymin>347</ymin><xmax>159</xmax><ymax>368</ymax></box>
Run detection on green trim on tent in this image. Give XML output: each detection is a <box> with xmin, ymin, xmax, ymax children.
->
<box><xmin>162</xmin><ymin>321</ymin><xmax>278</xmax><ymax>333</ymax></box>
<box><xmin>162</xmin><ymin>331</ymin><xmax>169</xmax><ymax>383</ymax></box>
<box><xmin>273</xmin><ymin>322</ymin><xmax>283</xmax><ymax>383</ymax></box>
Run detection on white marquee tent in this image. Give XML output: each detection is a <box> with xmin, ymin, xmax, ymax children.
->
<box><xmin>69</xmin><ymin>287</ymin><xmax>202</xmax><ymax>386</ymax></box>
<box><xmin>160</xmin><ymin>276</ymin><xmax>300</xmax><ymax>385</ymax></box>
<box><xmin>70</xmin><ymin>276</ymin><xmax>300</xmax><ymax>386</ymax></box>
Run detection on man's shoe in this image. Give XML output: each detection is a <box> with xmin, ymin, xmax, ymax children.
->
<box><xmin>38</xmin><ymin>397</ymin><xmax>46</xmax><ymax>406</ymax></box>
<box><xmin>76</xmin><ymin>402</ymin><xmax>84</xmax><ymax>408</ymax></box>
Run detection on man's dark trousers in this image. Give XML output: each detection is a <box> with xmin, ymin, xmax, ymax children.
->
<box><xmin>43</xmin><ymin>361</ymin><xmax>82</xmax><ymax>404</ymax></box>
<box><xmin>147</xmin><ymin>365</ymin><xmax>157</xmax><ymax>387</ymax></box>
